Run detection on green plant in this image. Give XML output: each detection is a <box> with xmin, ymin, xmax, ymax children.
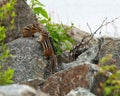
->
<box><xmin>99</xmin><ymin>54</ymin><xmax>120</xmax><ymax>96</ymax></box>
<box><xmin>0</xmin><ymin>0</ymin><xmax>16</xmax><ymax>85</ymax></box>
<box><xmin>46</xmin><ymin>23</ymin><xmax>75</xmax><ymax>55</ymax></box>
<box><xmin>29</xmin><ymin>0</ymin><xmax>75</xmax><ymax>55</ymax></box>
<box><xmin>0</xmin><ymin>0</ymin><xmax>16</xmax><ymax>29</ymax></box>
<box><xmin>29</xmin><ymin>0</ymin><xmax>50</xmax><ymax>24</ymax></box>
<box><xmin>0</xmin><ymin>66</ymin><xmax>14</xmax><ymax>85</ymax></box>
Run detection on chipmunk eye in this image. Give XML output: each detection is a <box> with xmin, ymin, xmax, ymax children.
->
<box><xmin>33</xmin><ymin>24</ymin><xmax>37</xmax><ymax>28</ymax></box>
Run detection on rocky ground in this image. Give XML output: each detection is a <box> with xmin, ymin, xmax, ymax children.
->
<box><xmin>1</xmin><ymin>0</ymin><xmax>120</xmax><ymax>96</ymax></box>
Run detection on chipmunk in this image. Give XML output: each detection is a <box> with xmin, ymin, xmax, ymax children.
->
<box><xmin>37</xmin><ymin>24</ymin><xmax>58</xmax><ymax>77</ymax></box>
<box><xmin>22</xmin><ymin>23</ymin><xmax>58</xmax><ymax>78</ymax></box>
<box><xmin>21</xmin><ymin>23</ymin><xmax>40</xmax><ymax>37</ymax></box>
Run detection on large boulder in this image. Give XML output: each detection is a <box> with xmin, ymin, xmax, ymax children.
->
<box><xmin>41</xmin><ymin>62</ymin><xmax>99</xmax><ymax>96</ymax></box>
<box><xmin>4</xmin><ymin>38</ymin><xmax>46</xmax><ymax>83</ymax></box>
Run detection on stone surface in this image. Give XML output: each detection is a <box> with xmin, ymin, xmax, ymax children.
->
<box><xmin>66</xmin><ymin>87</ymin><xmax>96</xmax><ymax>96</ymax></box>
<box><xmin>67</xmin><ymin>27</ymin><xmax>98</xmax><ymax>46</ymax></box>
<box><xmin>63</xmin><ymin>45</ymin><xmax>100</xmax><ymax>69</ymax></box>
<box><xmin>77</xmin><ymin>45</ymin><xmax>99</xmax><ymax>63</ymax></box>
<box><xmin>0</xmin><ymin>84</ymin><xmax>50</xmax><ymax>96</ymax></box>
<box><xmin>1</xmin><ymin>0</ymin><xmax>38</xmax><ymax>43</ymax></box>
<box><xmin>36</xmin><ymin>88</ymin><xmax>50</xmax><ymax>96</ymax></box>
<box><xmin>90</xmin><ymin>72</ymin><xmax>108</xmax><ymax>96</ymax></box>
<box><xmin>0</xmin><ymin>84</ymin><xmax>37</xmax><ymax>96</ymax></box>
<box><xmin>100</xmin><ymin>38</ymin><xmax>120</xmax><ymax>68</ymax></box>
<box><xmin>20</xmin><ymin>77</ymin><xmax>44</xmax><ymax>89</ymax></box>
<box><xmin>41</xmin><ymin>62</ymin><xmax>99</xmax><ymax>96</ymax></box>
<box><xmin>4</xmin><ymin>38</ymin><xmax>46</xmax><ymax>83</ymax></box>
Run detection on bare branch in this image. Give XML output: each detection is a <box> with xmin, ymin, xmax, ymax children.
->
<box><xmin>87</xmin><ymin>22</ymin><xmax>92</xmax><ymax>34</ymax></box>
<box><xmin>94</xmin><ymin>17</ymin><xmax>107</xmax><ymax>35</ymax></box>
<box><xmin>83</xmin><ymin>17</ymin><xmax>108</xmax><ymax>45</ymax></box>
<box><xmin>105</xmin><ymin>16</ymin><xmax>120</xmax><ymax>26</ymax></box>
<box><xmin>69</xmin><ymin>17</ymin><xmax>120</xmax><ymax>62</ymax></box>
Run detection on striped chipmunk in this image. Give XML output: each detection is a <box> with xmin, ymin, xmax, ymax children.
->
<box><xmin>21</xmin><ymin>23</ymin><xmax>58</xmax><ymax>78</ymax></box>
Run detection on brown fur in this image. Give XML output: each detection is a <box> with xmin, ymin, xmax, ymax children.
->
<box><xmin>21</xmin><ymin>23</ymin><xmax>40</xmax><ymax>37</ymax></box>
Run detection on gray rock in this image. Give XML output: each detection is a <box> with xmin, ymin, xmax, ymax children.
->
<box><xmin>20</xmin><ymin>77</ymin><xmax>44</xmax><ymax>89</ymax></box>
<box><xmin>2</xmin><ymin>0</ymin><xmax>38</xmax><ymax>43</ymax></box>
<box><xmin>36</xmin><ymin>88</ymin><xmax>50</xmax><ymax>96</ymax></box>
<box><xmin>66</xmin><ymin>26</ymin><xmax>98</xmax><ymax>45</ymax></box>
<box><xmin>66</xmin><ymin>87</ymin><xmax>96</xmax><ymax>96</ymax></box>
<box><xmin>4</xmin><ymin>38</ymin><xmax>46</xmax><ymax>83</ymax></box>
<box><xmin>100</xmin><ymin>38</ymin><xmax>120</xmax><ymax>68</ymax></box>
<box><xmin>63</xmin><ymin>45</ymin><xmax>100</xmax><ymax>69</ymax></box>
<box><xmin>0</xmin><ymin>84</ymin><xmax>37</xmax><ymax>96</ymax></box>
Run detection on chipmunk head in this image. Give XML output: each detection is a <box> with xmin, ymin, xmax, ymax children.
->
<box><xmin>21</xmin><ymin>22</ymin><xmax>49</xmax><ymax>37</ymax></box>
<box><xmin>21</xmin><ymin>23</ymin><xmax>40</xmax><ymax>37</ymax></box>
<box><xmin>30</xmin><ymin>23</ymin><xmax>41</xmax><ymax>33</ymax></box>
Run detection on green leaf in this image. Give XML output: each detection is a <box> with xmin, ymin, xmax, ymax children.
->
<box><xmin>11</xmin><ymin>11</ymin><xmax>16</xmax><ymax>17</ymax></box>
<box><xmin>0</xmin><ymin>67</ymin><xmax>14</xmax><ymax>85</ymax></box>
<box><xmin>6</xmin><ymin>68</ymin><xmax>14</xmax><ymax>80</ymax></box>
<box><xmin>40</xmin><ymin>19</ymin><xmax>48</xmax><ymax>24</ymax></box>
<box><xmin>34</xmin><ymin>7</ymin><xmax>48</xmax><ymax>19</ymax></box>
<box><xmin>35</xmin><ymin>0</ymin><xmax>44</xmax><ymax>6</ymax></box>
<box><xmin>0</xmin><ymin>26</ymin><xmax>6</xmax><ymax>41</ymax></box>
<box><xmin>104</xmin><ymin>87</ymin><xmax>111</xmax><ymax>95</ymax></box>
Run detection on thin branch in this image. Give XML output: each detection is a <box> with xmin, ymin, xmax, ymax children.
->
<box><xmin>94</xmin><ymin>17</ymin><xmax>107</xmax><ymax>34</ymax></box>
<box><xmin>87</xmin><ymin>22</ymin><xmax>92</xmax><ymax>34</ymax></box>
<box><xmin>83</xmin><ymin>18</ymin><xmax>107</xmax><ymax>45</ymax></box>
<box><xmin>104</xmin><ymin>16</ymin><xmax>120</xmax><ymax>26</ymax></box>
<box><xmin>69</xmin><ymin>17</ymin><xmax>120</xmax><ymax>61</ymax></box>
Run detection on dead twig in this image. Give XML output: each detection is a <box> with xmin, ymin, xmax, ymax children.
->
<box><xmin>87</xmin><ymin>23</ymin><xmax>92</xmax><ymax>34</ymax></box>
<box><xmin>69</xmin><ymin>17</ymin><xmax>120</xmax><ymax>62</ymax></box>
